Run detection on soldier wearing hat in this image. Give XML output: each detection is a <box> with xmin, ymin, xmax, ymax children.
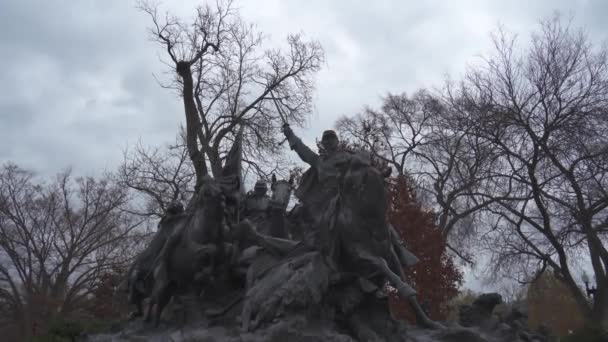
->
<box><xmin>281</xmin><ymin>126</ymin><xmax>444</xmax><ymax>330</ymax></box>
<box><xmin>124</xmin><ymin>200</ymin><xmax>185</xmax><ymax>318</ymax></box>
<box><xmin>242</xmin><ymin>179</ymin><xmax>271</xmax><ymax>227</ymax></box>
<box><xmin>281</xmin><ymin>124</ymin><xmax>353</xmax><ymax>222</ymax></box>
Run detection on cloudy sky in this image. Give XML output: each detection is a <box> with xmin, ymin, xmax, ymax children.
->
<box><xmin>1</xmin><ymin>0</ymin><xmax>606</xmax><ymax>289</ymax></box>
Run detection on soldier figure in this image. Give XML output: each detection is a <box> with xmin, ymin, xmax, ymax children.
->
<box><xmin>282</xmin><ymin>126</ymin><xmax>353</xmax><ymax>221</ymax></box>
<box><xmin>281</xmin><ymin>124</ymin><xmax>443</xmax><ymax>329</ymax></box>
<box><xmin>125</xmin><ymin>200</ymin><xmax>184</xmax><ymax>318</ymax></box>
<box><xmin>242</xmin><ymin>180</ymin><xmax>271</xmax><ymax>229</ymax></box>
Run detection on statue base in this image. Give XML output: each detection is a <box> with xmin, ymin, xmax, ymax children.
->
<box><xmin>85</xmin><ymin>317</ymin><xmax>500</xmax><ymax>342</ymax></box>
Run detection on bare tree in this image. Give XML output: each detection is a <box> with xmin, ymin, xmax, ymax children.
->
<box><xmin>0</xmin><ymin>163</ymin><xmax>143</xmax><ymax>339</ymax></box>
<box><xmin>414</xmin><ymin>107</ymin><xmax>501</xmax><ymax>263</ymax></box>
<box><xmin>336</xmin><ymin>90</ymin><xmax>496</xmax><ymax>264</ymax></box>
<box><xmin>449</xmin><ymin>14</ymin><xmax>608</xmax><ymax>328</ymax></box>
<box><xmin>116</xmin><ymin>130</ymin><xmax>294</xmax><ymax>219</ymax></box>
<box><xmin>139</xmin><ymin>0</ymin><xmax>324</xmax><ymax>187</ymax></box>
<box><xmin>336</xmin><ymin>90</ymin><xmax>436</xmax><ymax>176</ymax></box>
<box><xmin>116</xmin><ymin>133</ymin><xmax>196</xmax><ymax>219</ymax></box>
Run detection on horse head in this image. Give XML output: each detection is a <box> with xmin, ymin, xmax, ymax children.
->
<box><xmin>339</xmin><ymin>151</ymin><xmax>387</xmax><ymax>220</ymax></box>
<box><xmin>270</xmin><ymin>173</ymin><xmax>294</xmax><ymax>212</ymax></box>
<box><xmin>197</xmin><ymin>175</ymin><xmax>226</xmax><ymax>210</ymax></box>
<box><xmin>193</xmin><ymin>175</ymin><xmax>227</xmax><ymax>240</ymax></box>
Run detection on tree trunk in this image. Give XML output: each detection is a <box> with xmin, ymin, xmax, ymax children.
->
<box><xmin>208</xmin><ymin>149</ymin><xmax>222</xmax><ymax>178</ymax></box>
<box><xmin>592</xmin><ymin>284</ymin><xmax>608</xmax><ymax>330</ymax></box>
<box><xmin>583</xmin><ymin>223</ymin><xmax>608</xmax><ymax>329</ymax></box>
<box><xmin>19</xmin><ymin>310</ymin><xmax>32</xmax><ymax>341</ymax></box>
<box><xmin>558</xmin><ymin>267</ymin><xmax>608</xmax><ymax>330</ymax></box>
<box><xmin>176</xmin><ymin>61</ymin><xmax>207</xmax><ymax>187</ymax></box>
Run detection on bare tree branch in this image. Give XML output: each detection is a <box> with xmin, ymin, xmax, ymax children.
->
<box><xmin>0</xmin><ymin>163</ymin><xmax>143</xmax><ymax>339</ymax></box>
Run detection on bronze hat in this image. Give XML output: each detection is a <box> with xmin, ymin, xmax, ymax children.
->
<box><xmin>322</xmin><ymin>130</ymin><xmax>338</xmax><ymax>141</ymax></box>
<box><xmin>254</xmin><ymin>180</ymin><xmax>267</xmax><ymax>190</ymax></box>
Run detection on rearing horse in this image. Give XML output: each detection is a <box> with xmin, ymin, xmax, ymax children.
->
<box><xmin>146</xmin><ymin>175</ymin><xmax>227</xmax><ymax>326</ymax></box>
<box><xmin>329</xmin><ymin>151</ymin><xmax>443</xmax><ymax>329</ymax></box>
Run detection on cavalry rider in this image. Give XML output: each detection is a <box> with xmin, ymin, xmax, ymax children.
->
<box><xmin>280</xmin><ymin>124</ymin><xmax>357</xmax><ymax>254</ymax></box>
<box><xmin>132</xmin><ymin>200</ymin><xmax>185</xmax><ymax>284</ymax></box>
<box><xmin>242</xmin><ymin>180</ymin><xmax>271</xmax><ymax>227</ymax></box>
<box><xmin>281</xmin><ymin>124</ymin><xmax>443</xmax><ymax>329</ymax></box>
<box><xmin>281</xmin><ymin>125</ymin><xmax>353</xmax><ymax>222</ymax></box>
<box><xmin>125</xmin><ymin>200</ymin><xmax>184</xmax><ymax>317</ymax></box>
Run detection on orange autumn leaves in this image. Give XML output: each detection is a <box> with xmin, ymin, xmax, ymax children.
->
<box><xmin>387</xmin><ymin>176</ymin><xmax>462</xmax><ymax>321</ymax></box>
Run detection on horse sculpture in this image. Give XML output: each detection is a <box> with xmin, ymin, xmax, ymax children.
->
<box><xmin>267</xmin><ymin>173</ymin><xmax>294</xmax><ymax>239</ymax></box>
<box><xmin>229</xmin><ymin>152</ymin><xmax>443</xmax><ymax>332</ymax></box>
<box><xmin>330</xmin><ymin>151</ymin><xmax>443</xmax><ymax>329</ymax></box>
<box><xmin>120</xmin><ymin>202</ymin><xmax>185</xmax><ymax>319</ymax></box>
<box><xmin>200</xmin><ymin>174</ymin><xmax>299</xmax><ymax>321</ymax></box>
<box><xmin>145</xmin><ymin>175</ymin><xmax>227</xmax><ymax>326</ymax></box>
<box><xmin>231</xmin><ymin>174</ymin><xmax>296</xmax><ymax>289</ymax></box>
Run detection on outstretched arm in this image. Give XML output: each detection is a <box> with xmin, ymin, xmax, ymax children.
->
<box><xmin>282</xmin><ymin>124</ymin><xmax>319</xmax><ymax>167</ymax></box>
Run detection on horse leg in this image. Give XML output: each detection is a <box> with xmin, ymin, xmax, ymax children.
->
<box><xmin>406</xmin><ymin>296</ymin><xmax>445</xmax><ymax>330</ymax></box>
<box><xmin>145</xmin><ymin>262</ymin><xmax>167</xmax><ymax>324</ymax></box>
<box><xmin>172</xmin><ymin>295</ymin><xmax>187</xmax><ymax>326</ymax></box>
<box><xmin>278</xmin><ymin>217</ymin><xmax>288</xmax><ymax>239</ymax></box>
<box><xmin>370</xmin><ymin>256</ymin><xmax>416</xmax><ymax>297</ymax></box>
<box><xmin>369</xmin><ymin>255</ymin><xmax>444</xmax><ymax>330</ymax></box>
<box><xmin>144</xmin><ymin>297</ymin><xmax>154</xmax><ymax>323</ymax></box>
<box><xmin>245</xmin><ymin>261</ymin><xmax>258</xmax><ymax>290</ymax></box>
<box><xmin>134</xmin><ymin>296</ymin><xmax>144</xmax><ymax>318</ymax></box>
<box><xmin>127</xmin><ymin>286</ymin><xmax>144</xmax><ymax>320</ymax></box>
<box><xmin>385</xmin><ymin>248</ymin><xmax>444</xmax><ymax>330</ymax></box>
<box><xmin>241</xmin><ymin>300</ymin><xmax>253</xmax><ymax>332</ymax></box>
<box><xmin>128</xmin><ymin>300</ymin><xmax>143</xmax><ymax>320</ymax></box>
<box><xmin>389</xmin><ymin>224</ymin><xmax>418</xmax><ymax>267</ymax></box>
<box><xmin>154</xmin><ymin>285</ymin><xmax>173</xmax><ymax>327</ymax></box>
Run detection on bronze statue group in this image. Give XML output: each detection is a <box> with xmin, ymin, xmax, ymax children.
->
<box><xmin>121</xmin><ymin>125</ymin><xmax>443</xmax><ymax>339</ymax></box>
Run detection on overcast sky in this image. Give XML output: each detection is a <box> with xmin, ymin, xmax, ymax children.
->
<box><xmin>1</xmin><ymin>0</ymin><xmax>605</xmax><ymax>290</ymax></box>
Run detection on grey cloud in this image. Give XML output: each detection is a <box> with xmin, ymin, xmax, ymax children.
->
<box><xmin>259</xmin><ymin>0</ymin><xmax>608</xmax><ymax>143</ymax></box>
<box><xmin>2</xmin><ymin>0</ymin><xmax>606</xmax><ymax>292</ymax></box>
<box><xmin>0</xmin><ymin>1</ymin><xmax>148</xmax><ymax>72</ymax></box>
<box><xmin>0</xmin><ymin>0</ymin><xmax>181</xmax><ymax>176</ymax></box>
<box><xmin>2</xmin><ymin>0</ymin><xmax>606</xmax><ymax>172</ymax></box>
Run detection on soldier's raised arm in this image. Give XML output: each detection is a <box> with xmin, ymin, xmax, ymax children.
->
<box><xmin>282</xmin><ymin>124</ymin><xmax>319</xmax><ymax>167</ymax></box>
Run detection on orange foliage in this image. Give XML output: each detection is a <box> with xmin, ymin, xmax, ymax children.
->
<box><xmin>527</xmin><ymin>272</ymin><xmax>586</xmax><ymax>337</ymax></box>
<box><xmin>387</xmin><ymin>176</ymin><xmax>462</xmax><ymax>321</ymax></box>
<box><xmin>87</xmin><ymin>268</ymin><xmax>128</xmax><ymax>319</ymax></box>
